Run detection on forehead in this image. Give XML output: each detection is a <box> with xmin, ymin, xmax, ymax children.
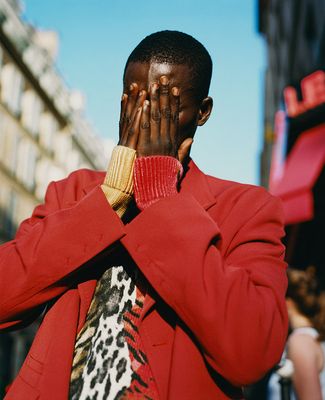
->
<box><xmin>124</xmin><ymin>61</ymin><xmax>193</xmax><ymax>91</ymax></box>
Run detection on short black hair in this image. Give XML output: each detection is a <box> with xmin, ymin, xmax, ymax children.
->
<box><xmin>124</xmin><ymin>30</ymin><xmax>213</xmax><ymax>102</ymax></box>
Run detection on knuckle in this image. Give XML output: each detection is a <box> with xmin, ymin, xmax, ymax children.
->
<box><xmin>151</xmin><ymin>110</ymin><xmax>161</xmax><ymax>122</ymax></box>
<box><xmin>161</xmin><ymin>107</ymin><xmax>171</xmax><ymax>119</ymax></box>
<box><xmin>124</xmin><ymin>115</ymin><xmax>131</xmax><ymax>126</ymax></box>
<box><xmin>141</xmin><ymin>121</ymin><xmax>150</xmax><ymax>129</ymax></box>
<box><xmin>127</xmin><ymin>127</ymin><xmax>135</xmax><ymax>137</ymax></box>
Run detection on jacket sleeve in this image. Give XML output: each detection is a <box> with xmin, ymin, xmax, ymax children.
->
<box><xmin>120</xmin><ymin>187</ymin><xmax>288</xmax><ymax>386</ymax></box>
<box><xmin>0</xmin><ymin>178</ymin><xmax>125</xmax><ymax>330</ymax></box>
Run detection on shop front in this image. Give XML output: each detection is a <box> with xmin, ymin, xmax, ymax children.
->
<box><xmin>269</xmin><ymin>70</ymin><xmax>325</xmax><ymax>286</ymax></box>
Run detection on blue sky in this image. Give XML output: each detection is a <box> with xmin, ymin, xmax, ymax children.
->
<box><xmin>23</xmin><ymin>0</ymin><xmax>265</xmax><ymax>184</ymax></box>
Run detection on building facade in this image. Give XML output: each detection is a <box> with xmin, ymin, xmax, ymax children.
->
<box><xmin>0</xmin><ymin>0</ymin><xmax>109</xmax><ymax>395</ymax></box>
<box><xmin>258</xmin><ymin>1</ymin><xmax>325</xmax><ymax>281</ymax></box>
<box><xmin>0</xmin><ymin>0</ymin><xmax>107</xmax><ymax>243</ymax></box>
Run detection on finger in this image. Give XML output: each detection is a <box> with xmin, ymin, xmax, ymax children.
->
<box><xmin>178</xmin><ymin>137</ymin><xmax>193</xmax><ymax>164</ymax></box>
<box><xmin>159</xmin><ymin>76</ymin><xmax>170</xmax><ymax>140</ymax></box>
<box><xmin>137</xmin><ymin>100</ymin><xmax>150</xmax><ymax>156</ymax></box>
<box><xmin>170</xmin><ymin>86</ymin><xmax>180</xmax><ymax>144</ymax></box>
<box><xmin>119</xmin><ymin>93</ymin><xmax>128</xmax><ymax>127</ymax></box>
<box><xmin>122</xmin><ymin>83</ymin><xmax>139</xmax><ymax>138</ymax></box>
<box><xmin>118</xmin><ymin>93</ymin><xmax>128</xmax><ymax>145</ymax></box>
<box><xmin>127</xmin><ymin>106</ymin><xmax>142</xmax><ymax>149</ymax></box>
<box><xmin>150</xmin><ymin>82</ymin><xmax>160</xmax><ymax>141</ymax></box>
<box><xmin>130</xmin><ymin>89</ymin><xmax>146</xmax><ymax>122</ymax></box>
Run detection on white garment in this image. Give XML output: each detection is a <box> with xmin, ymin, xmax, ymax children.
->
<box><xmin>267</xmin><ymin>328</ymin><xmax>325</xmax><ymax>400</ymax></box>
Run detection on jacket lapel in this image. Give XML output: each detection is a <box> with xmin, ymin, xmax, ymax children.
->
<box><xmin>180</xmin><ymin>159</ymin><xmax>217</xmax><ymax>210</ymax></box>
<box><xmin>77</xmin><ymin>280</ymin><xmax>97</xmax><ymax>333</ymax></box>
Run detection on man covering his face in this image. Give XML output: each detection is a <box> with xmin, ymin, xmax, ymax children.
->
<box><xmin>0</xmin><ymin>31</ymin><xmax>288</xmax><ymax>400</ymax></box>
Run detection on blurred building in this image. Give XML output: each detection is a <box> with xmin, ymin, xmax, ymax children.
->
<box><xmin>0</xmin><ymin>0</ymin><xmax>107</xmax><ymax>243</ymax></box>
<box><xmin>258</xmin><ymin>0</ymin><xmax>325</xmax><ymax>279</ymax></box>
<box><xmin>0</xmin><ymin>0</ymin><xmax>109</xmax><ymax>395</ymax></box>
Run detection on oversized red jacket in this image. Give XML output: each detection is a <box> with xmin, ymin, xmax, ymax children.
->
<box><xmin>0</xmin><ymin>160</ymin><xmax>288</xmax><ymax>399</ymax></box>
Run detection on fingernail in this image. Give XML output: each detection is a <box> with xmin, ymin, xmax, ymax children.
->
<box><xmin>121</xmin><ymin>93</ymin><xmax>126</xmax><ymax>101</ymax></box>
<box><xmin>172</xmin><ymin>87</ymin><xmax>179</xmax><ymax>96</ymax></box>
<box><xmin>161</xmin><ymin>76</ymin><xmax>169</xmax><ymax>85</ymax></box>
<box><xmin>129</xmin><ymin>84</ymin><xmax>134</xmax><ymax>91</ymax></box>
<box><xmin>144</xmin><ymin>100</ymin><xmax>150</xmax><ymax>107</ymax></box>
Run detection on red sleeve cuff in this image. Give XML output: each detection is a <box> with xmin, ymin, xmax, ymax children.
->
<box><xmin>133</xmin><ymin>156</ymin><xmax>183</xmax><ymax>210</ymax></box>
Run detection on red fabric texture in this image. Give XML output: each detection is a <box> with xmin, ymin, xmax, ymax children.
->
<box><xmin>133</xmin><ymin>156</ymin><xmax>183</xmax><ymax>210</ymax></box>
<box><xmin>0</xmin><ymin>161</ymin><xmax>288</xmax><ymax>400</ymax></box>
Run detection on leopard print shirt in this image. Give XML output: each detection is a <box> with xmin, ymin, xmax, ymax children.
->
<box><xmin>69</xmin><ymin>266</ymin><xmax>158</xmax><ymax>400</ymax></box>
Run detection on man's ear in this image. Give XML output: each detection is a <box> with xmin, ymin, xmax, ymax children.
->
<box><xmin>197</xmin><ymin>97</ymin><xmax>213</xmax><ymax>126</ymax></box>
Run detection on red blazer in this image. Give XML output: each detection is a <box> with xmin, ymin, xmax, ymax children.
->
<box><xmin>0</xmin><ymin>160</ymin><xmax>288</xmax><ymax>400</ymax></box>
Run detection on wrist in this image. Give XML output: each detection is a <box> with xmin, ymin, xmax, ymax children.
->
<box><xmin>103</xmin><ymin>145</ymin><xmax>136</xmax><ymax>195</ymax></box>
<box><xmin>133</xmin><ymin>156</ymin><xmax>183</xmax><ymax>210</ymax></box>
<box><xmin>100</xmin><ymin>184</ymin><xmax>132</xmax><ymax>217</ymax></box>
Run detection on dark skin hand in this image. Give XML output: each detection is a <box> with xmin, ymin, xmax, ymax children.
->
<box><xmin>118</xmin><ymin>77</ymin><xmax>193</xmax><ymax>164</ymax></box>
<box><xmin>118</xmin><ymin>62</ymin><xmax>213</xmax><ymax>164</ymax></box>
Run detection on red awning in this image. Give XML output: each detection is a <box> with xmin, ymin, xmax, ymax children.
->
<box><xmin>271</xmin><ymin>124</ymin><xmax>325</xmax><ymax>225</ymax></box>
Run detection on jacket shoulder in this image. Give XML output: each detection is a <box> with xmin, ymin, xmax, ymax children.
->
<box><xmin>205</xmin><ymin>174</ymin><xmax>283</xmax><ymax>226</ymax></box>
<box><xmin>51</xmin><ymin>168</ymin><xmax>105</xmax><ymax>205</ymax></box>
<box><xmin>206</xmin><ymin>174</ymin><xmax>276</xmax><ymax>204</ymax></box>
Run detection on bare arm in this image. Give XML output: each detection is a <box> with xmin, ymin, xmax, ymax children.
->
<box><xmin>288</xmin><ymin>334</ymin><xmax>323</xmax><ymax>400</ymax></box>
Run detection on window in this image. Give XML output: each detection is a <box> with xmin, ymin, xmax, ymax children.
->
<box><xmin>0</xmin><ymin>63</ymin><xmax>24</xmax><ymax>115</ymax></box>
<box><xmin>16</xmin><ymin>138</ymin><xmax>38</xmax><ymax>190</ymax></box>
<box><xmin>54</xmin><ymin>131</ymin><xmax>72</xmax><ymax>165</ymax></box>
<box><xmin>39</xmin><ymin>112</ymin><xmax>58</xmax><ymax>152</ymax></box>
<box><xmin>66</xmin><ymin>147</ymin><xmax>80</xmax><ymax>172</ymax></box>
<box><xmin>35</xmin><ymin>159</ymin><xmax>64</xmax><ymax>200</ymax></box>
<box><xmin>21</xmin><ymin>90</ymin><xmax>43</xmax><ymax>136</ymax></box>
<box><xmin>0</xmin><ymin>115</ymin><xmax>20</xmax><ymax>173</ymax></box>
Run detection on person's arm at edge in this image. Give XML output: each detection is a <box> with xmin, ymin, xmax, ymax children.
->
<box><xmin>288</xmin><ymin>334</ymin><xmax>323</xmax><ymax>400</ymax></box>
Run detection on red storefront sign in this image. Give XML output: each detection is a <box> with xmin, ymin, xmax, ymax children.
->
<box><xmin>270</xmin><ymin>70</ymin><xmax>325</xmax><ymax>225</ymax></box>
<box><xmin>284</xmin><ymin>70</ymin><xmax>325</xmax><ymax>117</ymax></box>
